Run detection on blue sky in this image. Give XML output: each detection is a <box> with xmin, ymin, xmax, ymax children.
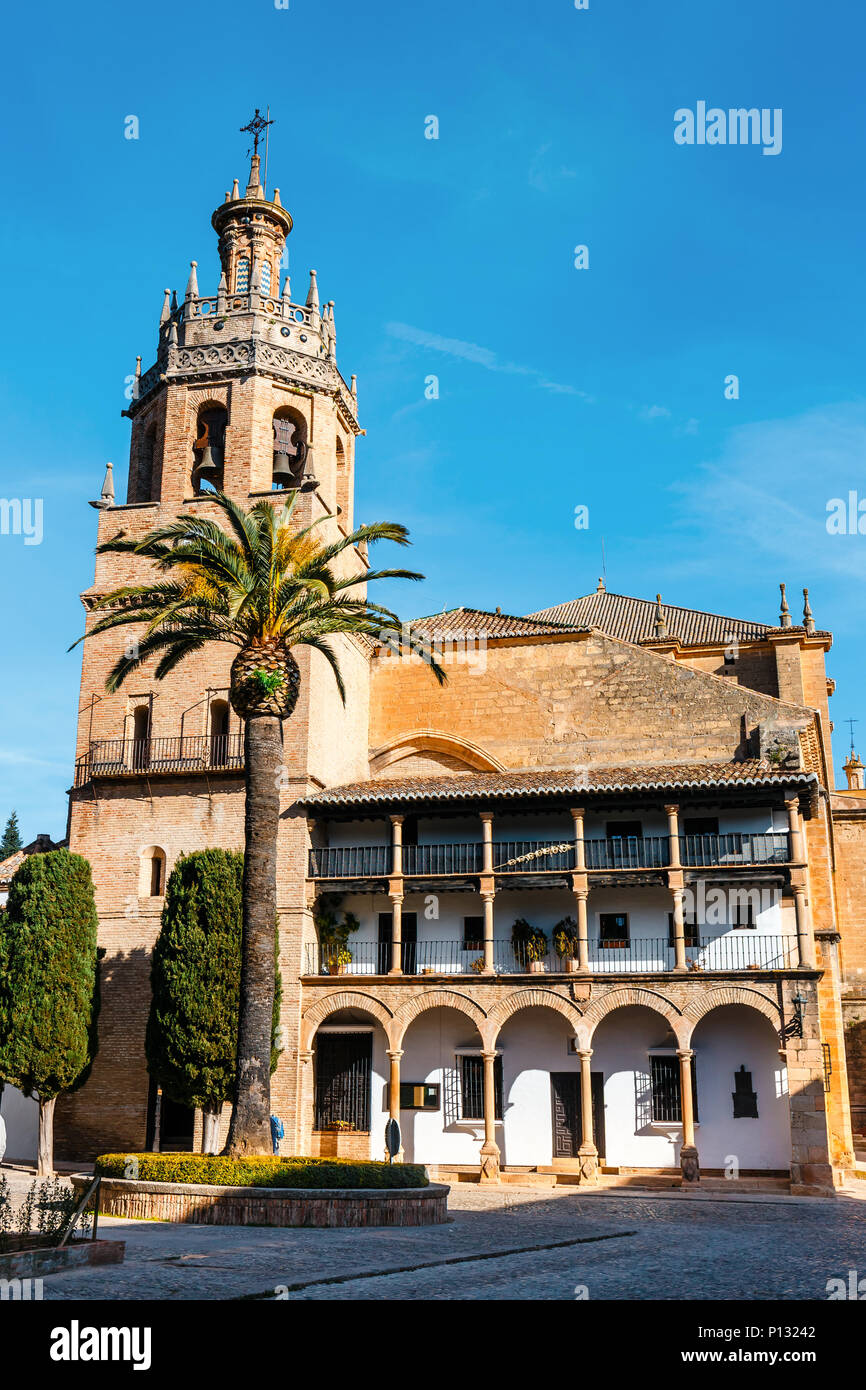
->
<box><xmin>1</xmin><ymin>0</ymin><xmax>864</xmax><ymax>839</ymax></box>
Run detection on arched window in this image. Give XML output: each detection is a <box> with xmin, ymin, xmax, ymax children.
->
<box><xmin>272</xmin><ymin>408</ymin><xmax>307</xmax><ymax>490</ymax></box>
<box><xmin>260</xmin><ymin>261</ymin><xmax>272</xmax><ymax>296</ymax></box>
<box><xmin>209</xmin><ymin>699</ymin><xmax>230</xmax><ymax>767</ymax></box>
<box><xmin>335</xmin><ymin>436</ymin><xmax>350</xmax><ymax>521</ymax></box>
<box><xmin>139</xmin><ymin>846</ymin><xmax>166</xmax><ymax>898</ymax></box>
<box><xmin>192</xmin><ymin>406</ymin><xmax>227</xmax><ymax>494</ymax></box>
<box><xmin>235</xmin><ymin>257</ymin><xmax>250</xmax><ymax>292</ymax></box>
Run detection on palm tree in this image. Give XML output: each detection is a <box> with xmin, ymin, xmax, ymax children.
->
<box><xmin>72</xmin><ymin>490</ymin><xmax>444</xmax><ymax>1155</ymax></box>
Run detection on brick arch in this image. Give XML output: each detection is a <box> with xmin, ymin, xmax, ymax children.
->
<box><xmin>370</xmin><ymin>729</ymin><xmax>507</xmax><ymax>775</ymax></box>
<box><xmin>301</xmin><ymin>991</ymin><xmax>395</xmax><ymax>1050</ymax></box>
<box><xmin>682</xmin><ymin>987</ymin><xmax>782</xmax><ymax>1044</ymax></box>
<box><xmin>187</xmin><ymin>386</ymin><xmax>229</xmax><ymax>413</ymax></box>
<box><xmin>487</xmin><ymin>989</ymin><xmax>585</xmax><ymax>1047</ymax></box>
<box><xmin>580</xmin><ymin>987</ymin><xmax>686</xmax><ymax>1049</ymax></box>
<box><xmin>392</xmin><ymin>989</ymin><xmax>487</xmax><ymax>1048</ymax></box>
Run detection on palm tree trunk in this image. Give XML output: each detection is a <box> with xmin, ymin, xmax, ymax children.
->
<box><xmin>37</xmin><ymin>1096</ymin><xmax>56</xmax><ymax>1176</ymax></box>
<box><xmin>224</xmin><ymin>714</ymin><xmax>281</xmax><ymax>1156</ymax></box>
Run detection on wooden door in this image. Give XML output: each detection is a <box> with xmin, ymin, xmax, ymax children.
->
<box><xmin>551</xmin><ymin>1072</ymin><xmax>605</xmax><ymax>1161</ymax></box>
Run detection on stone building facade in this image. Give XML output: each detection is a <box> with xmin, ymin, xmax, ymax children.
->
<box><xmin>57</xmin><ymin>145</ymin><xmax>862</xmax><ymax>1195</ymax></box>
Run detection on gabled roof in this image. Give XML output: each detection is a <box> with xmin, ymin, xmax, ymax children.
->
<box><xmin>305</xmin><ymin>761</ymin><xmax>816</xmax><ymax>808</ymax></box>
<box><xmin>527</xmin><ymin>590</ymin><xmax>772</xmax><ymax>646</ymax></box>
<box><xmin>407</xmin><ymin>607</ymin><xmax>586</xmax><ymax>640</ymax></box>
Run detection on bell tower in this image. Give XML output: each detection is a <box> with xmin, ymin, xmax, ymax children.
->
<box><xmin>123</xmin><ymin>117</ymin><xmax>360</xmax><ymax>527</ymax></box>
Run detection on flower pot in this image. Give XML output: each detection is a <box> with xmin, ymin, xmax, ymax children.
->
<box><xmin>529</xmin><ymin>960</ymin><xmax>545</xmax><ymax>974</ymax></box>
<box><xmin>564</xmin><ymin>957</ymin><xmax>580</xmax><ymax>973</ymax></box>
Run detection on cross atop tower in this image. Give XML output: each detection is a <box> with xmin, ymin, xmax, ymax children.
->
<box><xmin>240</xmin><ymin>108</ymin><xmax>273</xmax><ymax>157</ymax></box>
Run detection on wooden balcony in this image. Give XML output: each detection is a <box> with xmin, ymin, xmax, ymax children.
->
<box><xmin>74</xmin><ymin>734</ymin><xmax>244</xmax><ymax>787</ymax></box>
<box><xmin>307</xmin><ymin>833</ymin><xmax>793</xmax><ymax>880</ymax></box>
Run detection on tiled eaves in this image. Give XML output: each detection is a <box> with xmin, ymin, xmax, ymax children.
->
<box><xmin>303</xmin><ymin>761</ymin><xmax>818</xmax><ymax>809</ymax></box>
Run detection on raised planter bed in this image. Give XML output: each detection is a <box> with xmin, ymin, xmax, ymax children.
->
<box><xmin>0</xmin><ymin>1234</ymin><xmax>125</xmax><ymax>1279</ymax></box>
<box><xmin>73</xmin><ymin>1175</ymin><xmax>449</xmax><ymax>1228</ymax></box>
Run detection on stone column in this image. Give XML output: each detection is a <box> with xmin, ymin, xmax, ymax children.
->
<box><xmin>785</xmin><ymin>795</ymin><xmax>805</xmax><ymax>863</ymax></box>
<box><xmin>480</xmin><ymin>810</ymin><xmax>494</xmax><ymax>873</ymax></box>
<box><xmin>575</xmin><ymin>888</ymin><xmax>590</xmax><ymax>971</ymax></box>
<box><xmin>677</xmin><ymin>1048</ymin><xmax>700</xmax><ymax>1182</ymax></box>
<box><xmin>481</xmin><ymin>890</ymin><xmax>495</xmax><ymax>974</ymax></box>
<box><xmin>793</xmin><ymin>884</ymin><xmax>816</xmax><ymax>969</ymax></box>
<box><xmin>390</xmin><ymin>813</ymin><xmax>404</xmax><ymax>875</ymax></box>
<box><xmin>670</xmin><ymin>886</ymin><xmax>687</xmax><ymax>971</ymax></box>
<box><xmin>389</xmin><ymin>894</ymin><xmax>403</xmax><ymax>975</ymax></box>
<box><xmin>577</xmin><ymin>1047</ymin><xmax>598</xmax><ymax>1183</ymax></box>
<box><xmin>389</xmin><ymin>813</ymin><xmax>404</xmax><ymax>975</ymax></box>
<box><xmin>665</xmin><ymin>803</ymin><xmax>681</xmax><ymax>868</ymax></box>
<box><xmin>479</xmin><ymin>1051</ymin><xmax>501</xmax><ymax>1183</ymax></box>
<box><xmin>386</xmin><ymin>1049</ymin><xmax>404</xmax><ymax>1161</ymax></box>
<box><xmin>571</xmin><ymin>807</ymin><xmax>586</xmax><ymax>870</ymax></box>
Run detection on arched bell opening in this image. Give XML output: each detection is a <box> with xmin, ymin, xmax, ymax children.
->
<box><xmin>272</xmin><ymin>406</ymin><xmax>308</xmax><ymax>491</ymax></box>
<box><xmin>192</xmin><ymin>405</ymin><xmax>227</xmax><ymax>494</ymax></box>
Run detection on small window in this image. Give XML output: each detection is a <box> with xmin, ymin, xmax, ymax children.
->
<box><xmin>399</xmin><ymin>1083</ymin><xmax>440</xmax><ymax>1111</ymax></box>
<box><xmin>668</xmin><ymin>912</ymin><xmax>699</xmax><ymax>948</ymax></box>
<box><xmin>463</xmin><ymin>916</ymin><xmax>484</xmax><ymax>950</ymax></box>
<box><xmin>139</xmin><ymin>846</ymin><xmax>166</xmax><ymax>898</ymax></box>
<box><xmin>650</xmin><ymin>1055</ymin><xmax>698</xmax><ymax>1123</ymax></box>
<box><xmin>683</xmin><ymin>817</ymin><xmax>719</xmax><ymax>837</ymax></box>
<box><xmin>460</xmin><ymin>1056</ymin><xmax>502</xmax><ymax>1121</ymax></box>
<box><xmin>401</xmin><ymin>815</ymin><xmax>419</xmax><ymax>847</ymax></box>
<box><xmin>599</xmin><ymin>912</ymin><xmax>629</xmax><ymax>948</ymax></box>
<box><xmin>732</xmin><ymin>1065</ymin><xmax>758</xmax><ymax>1119</ymax></box>
<box><xmin>606</xmin><ymin>821</ymin><xmax>642</xmax><ymax>840</ymax></box>
<box><xmin>731</xmin><ymin>898</ymin><xmax>756</xmax><ymax>928</ymax></box>
<box><xmin>236</xmin><ymin>257</ymin><xmax>250</xmax><ymax>292</ymax></box>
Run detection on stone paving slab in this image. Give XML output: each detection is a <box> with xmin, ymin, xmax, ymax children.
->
<box><xmin>4</xmin><ymin>1171</ymin><xmax>863</xmax><ymax>1302</ymax></box>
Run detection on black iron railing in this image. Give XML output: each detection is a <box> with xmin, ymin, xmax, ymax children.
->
<box><xmin>305</xmin><ymin>833</ymin><xmax>794</xmax><ymax>879</ymax></box>
<box><xmin>678</xmin><ymin>833</ymin><xmax>791</xmax><ymax>866</ymax></box>
<box><xmin>492</xmin><ymin>840</ymin><xmax>575</xmax><ymax>871</ymax></box>
<box><xmin>307</xmin><ymin>845</ymin><xmax>391</xmax><ymax>878</ymax></box>
<box><xmin>582</xmin><ymin>836</ymin><xmax>670</xmax><ymax>869</ymax></box>
<box><xmin>75</xmin><ymin>734</ymin><xmax>244</xmax><ymax>786</ymax></box>
<box><xmin>303</xmin><ymin>934</ymin><xmax>800</xmax><ymax>976</ymax></box>
<box><xmin>403</xmin><ymin>842</ymin><xmax>484</xmax><ymax>875</ymax></box>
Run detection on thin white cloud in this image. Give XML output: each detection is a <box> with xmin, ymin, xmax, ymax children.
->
<box><xmin>672</xmin><ymin>402</ymin><xmax>866</xmax><ymax>583</ymax></box>
<box><xmin>385</xmin><ymin>321</ymin><xmax>592</xmax><ymax>400</ymax></box>
<box><xmin>0</xmin><ymin>749</ymin><xmax>68</xmax><ymax>771</ymax></box>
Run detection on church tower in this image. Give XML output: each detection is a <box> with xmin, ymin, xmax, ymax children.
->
<box><xmin>62</xmin><ymin>124</ymin><xmax>372</xmax><ymax>1158</ymax></box>
<box><xmin>124</xmin><ymin>132</ymin><xmax>359</xmax><ymax>523</ymax></box>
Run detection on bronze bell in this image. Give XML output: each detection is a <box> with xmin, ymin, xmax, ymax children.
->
<box><xmin>272</xmin><ymin>450</ymin><xmax>295</xmax><ymax>485</ymax></box>
<box><xmin>195</xmin><ymin>443</ymin><xmax>220</xmax><ymax>484</ymax></box>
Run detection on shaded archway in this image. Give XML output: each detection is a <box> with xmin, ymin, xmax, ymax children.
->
<box><xmin>580</xmin><ymin>986</ymin><xmax>686</xmax><ymax>1050</ymax></box>
<box><xmin>395</xmin><ymin>1000</ymin><xmax>486</xmax><ymax>1165</ymax></box>
<box><xmin>687</xmin><ymin>1004</ymin><xmax>791</xmax><ymax>1172</ymax></box>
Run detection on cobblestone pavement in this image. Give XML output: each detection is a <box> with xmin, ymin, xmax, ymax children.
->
<box><xmin>5</xmin><ymin>1169</ymin><xmax>866</xmax><ymax>1302</ymax></box>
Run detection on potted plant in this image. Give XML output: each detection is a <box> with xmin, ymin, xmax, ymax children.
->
<box><xmin>315</xmin><ymin>897</ymin><xmax>360</xmax><ymax>976</ymax></box>
<box><xmin>552</xmin><ymin>915</ymin><xmax>580</xmax><ymax>971</ymax></box>
<box><xmin>470</xmin><ymin>955</ymin><xmax>486</xmax><ymax>974</ymax></box>
<box><xmin>511</xmin><ymin>918</ymin><xmax>548</xmax><ymax>973</ymax></box>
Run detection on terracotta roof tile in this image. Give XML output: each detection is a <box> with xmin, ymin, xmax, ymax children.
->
<box><xmin>528</xmin><ymin>590</ymin><xmax>774</xmax><ymax>646</ymax></box>
<box><xmin>405</xmin><ymin>607</ymin><xmax>586</xmax><ymax>640</ymax></box>
<box><xmin>305</xmin><ymin>761</ymin><xmax>816</xmax><ymax>808</ymax></box>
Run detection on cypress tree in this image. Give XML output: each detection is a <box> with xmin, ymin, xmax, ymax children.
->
<box><xmin>0</xmin><ymin>850</ymin><xmax>99</xmax><ymax>1174</ymax></box>
<box><xmin>146</xmin><ymin>850</ymin><xmax>282</xmax><ymax>1154</ymax></box>
<box><xmin>0</xmin><ymin>812</ymin><xmax>22</xmax><ymax>858</ymax></box>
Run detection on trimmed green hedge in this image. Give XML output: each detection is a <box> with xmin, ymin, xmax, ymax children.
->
<box><xmin>95</xmin><ymin>1154</ymin><xmax>429</xmax><ymax>1190</ymax></box>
